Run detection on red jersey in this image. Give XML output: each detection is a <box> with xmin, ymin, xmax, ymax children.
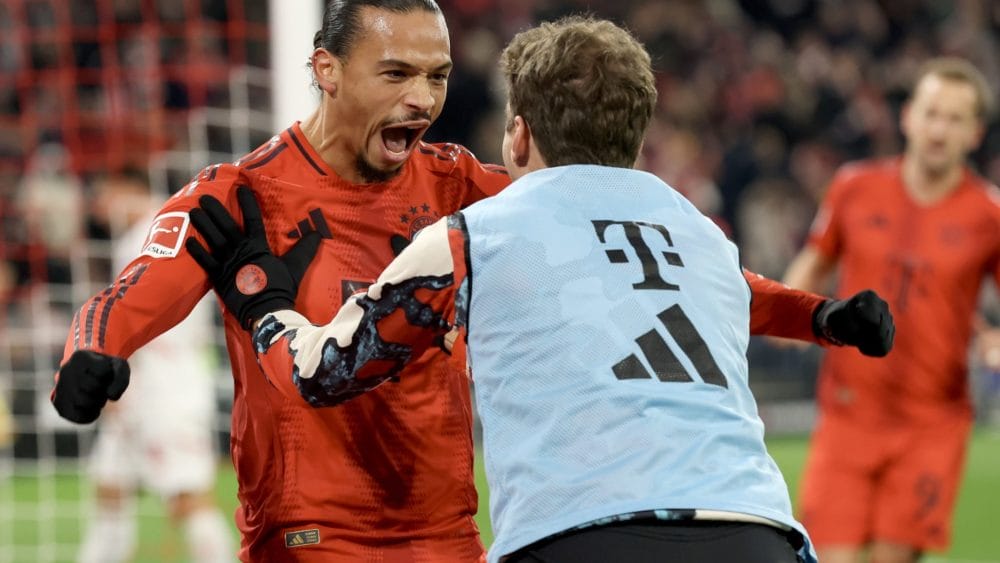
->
<box><xmin>62</xmin><ymin>124</ymin><xmax>508</xmax><ymax>561</ymax></box>
<box><xmin>61</xmin><ymin>122</ymin><xmax>823</xmax><ymax>560</ymax></box>
<box><xmin>808</xmin><ymin>157</ymin><xmax>1000</xmax><ymax>424</ymax></box>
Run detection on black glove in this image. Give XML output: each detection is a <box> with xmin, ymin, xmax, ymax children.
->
<box><xmin>813</xmin><ymin>289</ymin><xmax>895</xmax><ymax>357</ymax></box>
<box><xmin>390</xmin><ymin>234</ymin><xmax>411</xmax><ymax>256</ymax></box>
<box><xmin>185</xmin><ymin>186</ymin><xmax>321</xmax><ymax>329</ymax></box>
<box><xmin>52</xmin><ymin>350</ymin><xmax>130</xmax><ymax>424</ymax></box>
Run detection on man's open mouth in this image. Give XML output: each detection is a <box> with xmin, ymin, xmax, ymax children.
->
<box><xmin>380</xmin><ymin>121</ymin><xmax>429</xmax><ymax>157</ymax></box>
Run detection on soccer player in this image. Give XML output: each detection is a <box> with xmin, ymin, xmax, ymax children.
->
<box><xmin>50</xmin><ymin>1</ymin><xmax>885</xmax><ymax>561</ymax></box>
<box><xmin>53</xmin><ymin>2</ymin><xmax>508</xmax><ymax>561</ymax></box>
<box><xmin>185</xmin><ymin>17</ymin><xmax>895</xmax><ymax>563</ymax></box>
<box><xmin>78</xmin><ymin>173</ymin><xmax>234</xmax><ymax>563</ymax></box>
<box><xmin>782</xmin><ymin>57</ymin><xmax>999</xmax><ymax>563</ymax></box>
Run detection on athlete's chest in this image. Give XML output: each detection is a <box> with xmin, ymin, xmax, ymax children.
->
<box><xmin>840</xmin><ymin>187</ymin><xmax>999</xmax><ymax>289</ymax></box>
<box><xmin>256</xmin><ymin>178</ymin><xmax>460</xmax><ymax>320</ymax></box>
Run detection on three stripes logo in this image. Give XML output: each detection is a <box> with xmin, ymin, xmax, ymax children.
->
<box><xmin>74</xmin><ymin>264</ymin><xmax>149</xmax><ymax>350</ymax></box>
<box><xmin>613</xmin><ymin>304</ymin><xmax>727</xmax><ymax>388</ymax></box>
<box><xmin>592</xmin><ymin>220</ymin><xmax>727</xmax><ymax>388</ymax></box>
<box><xmin>284</xmin><ymin>528</ymin><xmax>320</xmax><ymax>548</ymax></box>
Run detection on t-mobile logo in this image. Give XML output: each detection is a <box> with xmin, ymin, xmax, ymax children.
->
<box><xmin>591</xmin><ymin>220</ymin><xmax>684</xmax><ymax>290</ymax></box>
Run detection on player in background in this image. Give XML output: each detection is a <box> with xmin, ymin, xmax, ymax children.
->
<box><xmin>186</xmin><ymin>17</ymin><xmax>895</xmax><ymax>563</ymax></box>
<box><xmin>783</xmin><ymin>57</ymin><xmax>999</xmax><ymax>563</ymax></box>
<box><xmin>77</xmin><ymin>172</ymin><xmax>234</xmax><ymax>563</ymax></box>
<box><xmin>50</xmin><ymin>1</ymin><xmax>889</xmax><ymax>561</ymax></box>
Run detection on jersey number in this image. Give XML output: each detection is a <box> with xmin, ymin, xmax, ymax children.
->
<box><xmin>593</xmin><ymin>220</ymin><xmax>727</xmax><ymax>388</ymax></box>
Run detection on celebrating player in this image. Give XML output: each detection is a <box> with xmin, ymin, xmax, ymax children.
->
<box><xmin>783</xmin><ymin>57</ymin><xmax>998</xmax><ymax>563</ymax></box>
<box><xmin>54</xmin><ymin>1</ymin><xmax>505</xmax><ymax>560</ymax></box>
<box><xmin>185</xmin><ymin>16</ymin><xmax>895</xmax><ymax>563</ymax></box>
<box><xmin>52</xmin><ymin>1</ymin><xmax>890</xmax><ymax>561</ymax></box>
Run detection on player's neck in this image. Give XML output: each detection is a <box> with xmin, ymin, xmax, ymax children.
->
<box><xmin>300</xmin><ymin>109</ymin><xmax>366</xmax><ymax>184</ymax></box>
<box><xmin>900</xmin><ymin>155</ymin><xmax>964</xmax><ymax>205</ymax></box>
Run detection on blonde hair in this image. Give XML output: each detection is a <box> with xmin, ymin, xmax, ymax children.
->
<box><xmin>913</xmin><ymin>57</ymin><xmax>995</xmax><ymax>120</ymax></box>
<box><xmin>500</xmin><ymin>16</ymin><xmax>658</xmax><ymax>168</ymax></box>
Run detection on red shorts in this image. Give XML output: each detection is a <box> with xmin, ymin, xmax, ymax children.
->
<box><xmin>798</xmin><ymin>412</ymin><xmax>972</xmax><ymax>551</ymax></box>
<box><xmin>241</xmin><ymin>522</ymin><xmax>487</xmax><ymax>562</ymax></box>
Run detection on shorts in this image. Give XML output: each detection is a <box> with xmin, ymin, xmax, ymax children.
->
<box><xmin>798</xmin><ymin>412</ymin><xmax>972</xmax><ymax>551</ymax></box>
<box><xmin>242</xmin><ymin>522</ymin><xmax>486</xmax><ymax>563</ymax></box>
<box><xmin>503</xmin><ymin>521</ymin><xmax>800</xmax><ymax>563</ymax></box>
<box><xmin>88</xmin><ymin>364</ymin><xmax>218</xmax><ymax>498</ymax></box>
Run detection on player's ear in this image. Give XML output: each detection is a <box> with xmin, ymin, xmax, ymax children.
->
<box><xmin>311</xmin><ymin>49</ymin><xmax>342</xmax><ymax>97</ymax></box>
<box><xmin>510</xmin><ymin>115</ymin><xmax>531</xmax><ymax>168</ymax></box>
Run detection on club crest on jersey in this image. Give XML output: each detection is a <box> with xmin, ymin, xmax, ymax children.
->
<box><xmin>399</xmin><ymin>202</ymin><xmax>440</xmax><ymax>238</ymax></box>
<box><xmin>236</xmin><ymin>264</ymin><xmax>267</xmax><ymax>295</ymax></box>
<box><xmin>141</xmin><ymin>212</ymin><xmax>190</xmax><ymax>258</ymax></box>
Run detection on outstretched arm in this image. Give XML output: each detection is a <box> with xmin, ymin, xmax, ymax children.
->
<box><xmin>745</xmin><ymin>267</ymin><xmax>894</xmax><ymax>357</ymax></box>
<box><xmin>253</xmin><ymin>216</ymin><xmax>463</xmax><ymax>406</ymax></box>
<box><xmin>745</xmin><ymin>268</ymin><xmax>825</xmax><ymax>342</ymax></box>
<box><xmin>52</xmin><ymin>165</ymin><xmax>246</xmax><ymax>424</ymax></box>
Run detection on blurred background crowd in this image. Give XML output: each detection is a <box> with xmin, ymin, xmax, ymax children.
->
<box><xmin>3</xmin><ymin>0</ymin><xmax>1000</xmax><ymax>445</ymax></box>
<box><xmin>4</xmin><ymin>0</ymin><xmax>1000</xmax><ymax>305</ymax></box>
<box><xmin>431</xmin><ymin>0</ymin><xmax>1000</xmax><ymax>280</ymax></box>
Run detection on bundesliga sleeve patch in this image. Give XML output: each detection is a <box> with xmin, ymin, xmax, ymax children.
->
<box><xmin>141</xmin><ymin>212</ymin><xmax>190</xmax><ymax>258</ymax></box>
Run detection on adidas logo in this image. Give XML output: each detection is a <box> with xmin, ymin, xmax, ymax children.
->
<box><xmin>613</xmin><ymin>304</ymin><xmax>728</xmax><ymax>389</ymax></box>
<box><xmin>284</xmin><ymin>528</ymin><xmax>321</xmax><ymax>548</ymax></box>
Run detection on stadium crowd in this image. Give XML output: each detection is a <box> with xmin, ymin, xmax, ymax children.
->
<box><xmin>432</xmin><ymin>0</ymin><xmax>1000</xmax><ymax>279</ymax></box>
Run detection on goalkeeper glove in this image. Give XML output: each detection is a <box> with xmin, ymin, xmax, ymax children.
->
<box><xmin>185</xmin><ymin>186</ymin><xmax>321</xmax><ymax>329</ymax></box>
<box><xmin>52</xmin><ymin>350</ymin><xmax>130</xmax><ymax>424</ymax></box>
<box><xmin>813</xmin><ymin>289</ymin><xmax>895</xmax><ymax>357</ymax></box>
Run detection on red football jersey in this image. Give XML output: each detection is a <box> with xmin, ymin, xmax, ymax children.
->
<box><xmin>62</xmin><ymin>124</ymin><xmax>508</xmax><ymax>561</ymax></box>
<box><xmin>808</xmin><ymin>157</ymin><xmax>1000</xmax><ymax>424</ymax></box>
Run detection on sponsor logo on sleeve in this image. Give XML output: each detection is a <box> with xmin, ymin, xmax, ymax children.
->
<box><xmin>141</xmin><ymin>212</ymin><xmax>190</xmax><ymax>258</ymax></box>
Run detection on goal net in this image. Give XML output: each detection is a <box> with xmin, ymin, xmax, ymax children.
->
<box><xmin>0</xmin><ymin>1</ymin><xmax>273</xmax><ymax>560</ymax></box>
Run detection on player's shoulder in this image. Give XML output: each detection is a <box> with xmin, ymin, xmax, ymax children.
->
<box><xmin>832</xmin><ymin>157</ymin><xmax>898</xmax><ymax>185</ymax></box>
<box><xmin>160</xmin><ymin>163</ymin><xmax>262</xmax><ymax>212</ymax></box>
<box><xmin>412</xmin><ymin>141</ymin><xmax>505</xmax><ymax>176</ymax></box>
<box><xmin>175</xmin><ymin>130</ymin><xmax>297</xmax><ymax>200</ymax></box>
<box><xmin>414</xmin><ymin>141</ymin><xmax>476</xmax><ymax>167</ymax></box>
<box><xmin>173</xmin><ymin>163</ymin><xmax>251</xmax><ymax>198</ymax></box>
<box><xmin>233</xmin><ymin>131</ymin><xmax>287</xmax><ymax>170</ymax></box>
<box><xmin>963</xmin><ymin>170</ymin><xmax>1000</xmax><ymax>210</ymax></box>
<box><xmin>825</xmin><ymin>157</ymin><xmax>899</xmax><ymax>202</ymax></box>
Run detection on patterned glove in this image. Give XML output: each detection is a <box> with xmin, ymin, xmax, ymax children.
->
<box><xmin>813</xmin><ymin>289</ymin><xmax>895</xmax><ymax>357</ymax></box>
<box><xmin>52</xmin><ymin>350</ymin><xmax>130</xmax><ymax>424</ymax></box>
<box><xmin>186</xmin><ymin>186</ymin><xmax>321</xmax><ymax>329</ymax></box>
